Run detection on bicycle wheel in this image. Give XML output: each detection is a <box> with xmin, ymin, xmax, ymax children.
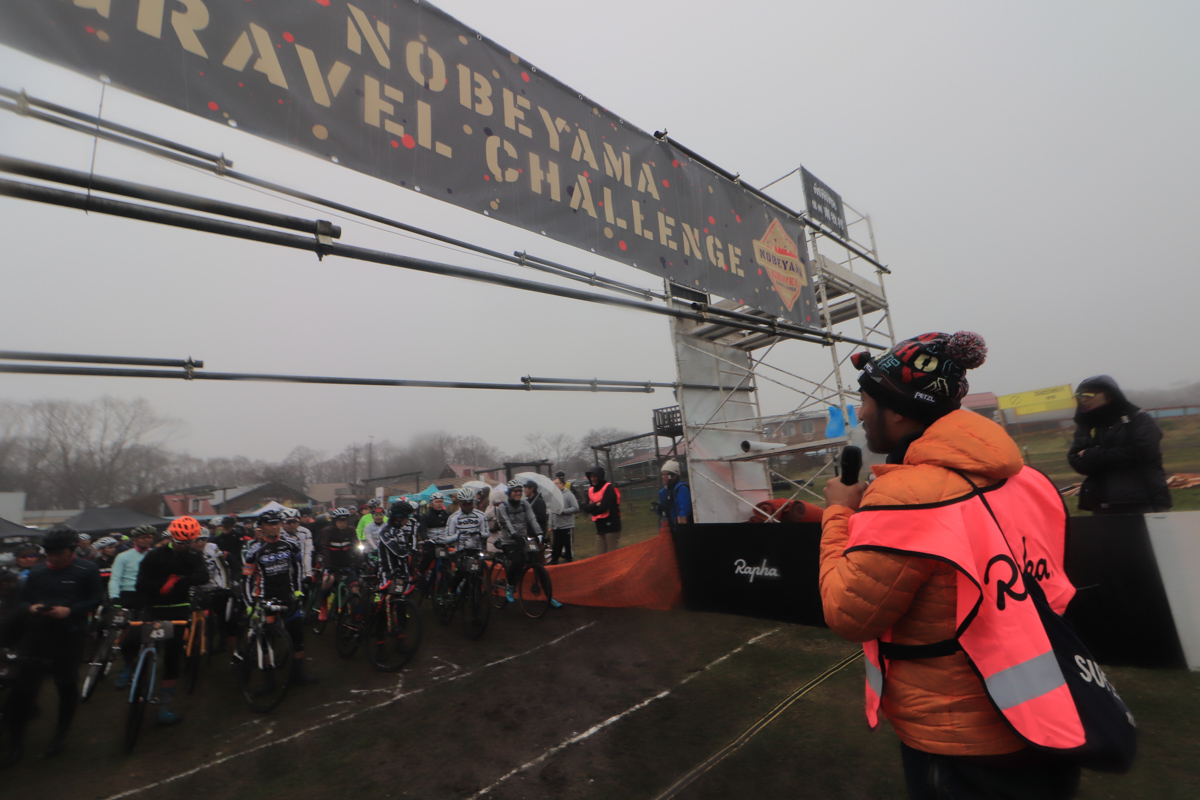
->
<box><xmin>238</xmin><ymin>623</ymin><xmax>294</xmax><ymax>713</ymax></box>
<box><xmin>81</xmin><ymin>630</ymin><xmax>114</xmax><ymax>701</ymax></box>
<box><xmin>462</xmin><ymin>575</ymin><xmax>492</xmax><ymax>640</ymax></box>
<box><xmin>185</xmin><ymin>621</ymin><xmax>203</xmax><ymax>696</ymax></box>
<box><xmin>334</xmin><ymin>606</ymin><xmax>362</xmax><ymax>659</ymax></box>
<box><xmin>308</xmin><ymin>586</ymin><xmax>327</xmax><ymax>635</ymax></box>
<box><xmin>432</xmin><ymin>569</ymin><xmax>456</xmax><ymax>627</ymax></box>
<box><xmin>366</xmin><ymin>597</ymin><xmax>424</xmax><ymax>672</ymax></box>
<box><xmin>486</xmin><ymin>560</ymin><xmax>509</xmax><ymax>610</ymax></box>
<box><xmin>124</xmin><ymin>652</ymin><xmax>154</xmax><ymax>753</ymax></box>
<box><xmin>518</xmin><ymin>564</ymin><xmax>552</xmax><ymax>619</ymax></box>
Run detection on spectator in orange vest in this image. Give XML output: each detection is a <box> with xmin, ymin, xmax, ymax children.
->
<box><xmin>821</xmin><ymin>332</ymin><xmax>1081</xmax><ymax>799</ymax></box>
<box><xmin>583</xmin><ymin>466</ymin><xmax>621</xmax><ymax>555</ymax></box>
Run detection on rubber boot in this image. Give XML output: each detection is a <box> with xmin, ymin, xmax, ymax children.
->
<box><xmin>505</xmin><ymin>587</ymin><xmax>515</xmax><ymax>603</ymax></box>
<box><xmin>156</xmin><ymin>687</ymin><xmax>182</xmax><ymax>726</ymax></box>
<box><xmin>290</xmin><ymin>659</ymin><xmax>320</xmax><ymax>687</ymax></box>
<box><xmin>550</xmin><ymin>599</ymin><xmax>564</xmax><ymax>609</ymax></box>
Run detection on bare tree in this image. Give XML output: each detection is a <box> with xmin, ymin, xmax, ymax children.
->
<box><xmin>12</xmin><ymin>397</ymin><xmax>177</xmax><ymax>507</ymax></box>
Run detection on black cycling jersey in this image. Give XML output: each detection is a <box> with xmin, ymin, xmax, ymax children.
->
<box><xmin>376</xmin><ymin>521</ymin><xmax>417</xmax><ymax>585</ymax></box>
<box><xmin>320</xmin><ymin>523</ymin><xmax>358</xmax><ymax>572</ymax></box>
<box><xmin>241</xmin><ymin>537</ymin><xmax>302</xmax><ymax>604</ymax></box>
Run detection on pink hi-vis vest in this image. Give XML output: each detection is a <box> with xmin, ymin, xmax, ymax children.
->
<box><xmin>587</xmin><ymin>483</ymin><xmax>620</xmax><ymax>521</ymax></box>
<box><xmin>845</xmin><ymin>467</ymin><xmax>1085</xmax><ymax>751</ymax></box>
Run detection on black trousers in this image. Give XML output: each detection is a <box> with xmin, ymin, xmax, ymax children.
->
<box><xmin>900</xmin><ymin>743</ymin><xmax>1080</xmax><ymax>800</ymax></box>
<box><xmin>2</xmin><ymin>624</ymin><xmax>84</xmax><ymax>745</ymax></box>
<box><xmin>550</xmin><ymin>528</ymin><xmax>574</xmax><ymax>564</ymax></box>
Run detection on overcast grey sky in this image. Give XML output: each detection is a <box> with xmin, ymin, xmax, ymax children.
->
<box><xmin>1</xmin><ymin>0</ymin><xmax>1196</xmax><ymax>461</ymax></box>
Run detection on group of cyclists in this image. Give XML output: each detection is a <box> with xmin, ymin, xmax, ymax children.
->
<box><xmin>0</xmin><ymin>477</ymin><xmax>578</xmax><ymax>768</ymax></box>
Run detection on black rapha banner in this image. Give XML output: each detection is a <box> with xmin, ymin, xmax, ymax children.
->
<box><xmin>0</xmin><ymin>1</ymin><xmax>818</xmax><ymax>324</ymax></box>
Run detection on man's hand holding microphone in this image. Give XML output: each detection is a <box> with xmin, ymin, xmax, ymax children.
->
<box><xmin>823</xmin><ymin>445</ymin><xmax>866</xmax><ymax>511</ymax></box>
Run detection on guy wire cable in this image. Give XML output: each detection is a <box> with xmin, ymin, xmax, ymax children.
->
<box><xmin>651</xmin><ymin>649</ymin><xmax>863</xmax><ymax>800</ymax></box>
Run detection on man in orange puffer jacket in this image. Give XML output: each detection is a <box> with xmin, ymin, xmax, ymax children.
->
<box><xmin>821</xmin><ymin>332</ymin><xmax>1081</xmax><ymax>800</ymax></box>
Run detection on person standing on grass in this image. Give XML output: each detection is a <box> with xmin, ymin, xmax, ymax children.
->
<box><xmin>523</xmin><ymin>481</ymin><xmax>550</xmax><ymax>547</ymax></box>
<box><xmin>1068</xmin><ymin>375</ymin><xmax>1171</xmax><ymax>515</ymax></box>
<box><xmin>549</xmin><ymin>476</ymin><xmax>579</xmax><ymax>564</ymax></box>
<box><xmin>821</xmin><ymin>331</ymin><xmax>1083</xmax><ymax>800</ymax></box>
<box><xmin>583</xmin><ymin>465</ymin><xmax>622</xmax><ymax>555</ymax></box>
<box><xmin>656</xmin><ymin>459</ymin><xmax>692</xmax><ymax>535</ymax></box>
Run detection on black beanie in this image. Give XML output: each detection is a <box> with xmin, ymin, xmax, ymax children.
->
<box><xmin>851</xmin><ymin>331</ymin><xmax>988</xmax><ymax>424</ymax></box>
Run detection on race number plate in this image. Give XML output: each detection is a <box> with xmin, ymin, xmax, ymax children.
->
<box><xmin>147</xmin><ymin>621</ymin><xmax>174</xmax><ymax>641</ymax></box>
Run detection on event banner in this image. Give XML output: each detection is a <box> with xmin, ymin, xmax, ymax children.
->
<box><xmin>800</xmin><ymin>166</ymin><xmax>847</xmax><ymax>239</ymax></box>
<box><xmin>997</xmin><ymin>384</ymin><xmax>1076</xmax><ymax>416</ymax></box>
<box><xmin>0</xmin><ymin>1</ymin><xmax>819</xmax><ymax>326</ymax></box>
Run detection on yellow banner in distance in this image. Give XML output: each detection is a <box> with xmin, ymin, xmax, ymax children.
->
<box><xmin>997</xmin><ymin>385</ymin><xmax>1076</xmax><ymax>415</ymax></box>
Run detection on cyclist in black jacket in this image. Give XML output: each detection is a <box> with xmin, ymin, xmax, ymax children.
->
<box><xmin>242</xmin><ymin>510</ymin><xmax>317</xmax><ymax>686</ymax></box>
<box><xmin>136</xmin><ymin>517</ymin><xmax>208</xmax><ymax>726</ymax></box>
<box><xmin>317</xmin><ymin>507</ymin><xmax>360</xmax><ymax>622</ymax></box>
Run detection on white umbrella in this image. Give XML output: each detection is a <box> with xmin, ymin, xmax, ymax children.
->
<box><xmin>513</xmin><ymin>472</ymin><xmax>564</xmax><ymax>515</ymax></box>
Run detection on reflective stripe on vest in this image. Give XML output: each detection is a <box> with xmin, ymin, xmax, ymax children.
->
<box><xmin>845</xmin><ymin>467</ymin><xmax>1084</xmax><ymax>750</ymax></box>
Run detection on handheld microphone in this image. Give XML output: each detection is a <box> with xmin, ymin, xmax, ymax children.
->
<box><xmin>840</xmin><ymin>446</ymin><xmax>863</xmax><ymax>486</ymax></box>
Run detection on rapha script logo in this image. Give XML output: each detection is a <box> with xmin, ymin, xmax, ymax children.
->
<box><xmin>752</xmin><ymin>218</ymin><xmax>807</xmax><ymax>311</ymax></box>
<box><xmin>734</xmin><ymin>558</ymin><xmax>781</xmax><ymax>583</ymax></box>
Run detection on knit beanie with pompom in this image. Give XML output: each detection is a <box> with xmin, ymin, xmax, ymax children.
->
<box><xmin>850</xmin><ymin>331</ymin><xmax>988</xmax><ymax>424</ymax></box>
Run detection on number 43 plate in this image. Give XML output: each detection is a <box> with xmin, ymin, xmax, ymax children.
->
<box><xmin>148</xmin><ymin>621</ymin><xmax>174</xmax><ymax>640</ymax></box>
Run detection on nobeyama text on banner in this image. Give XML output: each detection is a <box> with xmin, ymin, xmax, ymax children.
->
<box><xmin>0</xmin><ymin>0</ymin><xmax>819</xmax><ymax>324</ymax></box>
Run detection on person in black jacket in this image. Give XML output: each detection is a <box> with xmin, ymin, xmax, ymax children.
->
<box><xmin>583</xmin><ymin>466</ymin><xmax>622</xmax><ymax>554</ymax></box>
<box><xmin>1068</xmin><ymin>375</ymin><xmax>1172</xmax><ymax>514</ymax></box>
<box><xmin>136</xmin><ymin>517</ymin><xmax>209</xmax><ymax>726</ymax></box>
<box><xmin>523</xmin><ymin>481</ymin><xmax>549</xmax><ymax>546</ymax></box>
<box><xmin>1</xmin><ymin>528</ymin><xmax>102</xmax><ymax>767</ymax></box>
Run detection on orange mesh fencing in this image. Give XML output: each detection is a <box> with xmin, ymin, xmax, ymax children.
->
<box><xmin>540</xmin><ymin>530</ymin><xmax>683</xmax><ymax>611</ymax></box>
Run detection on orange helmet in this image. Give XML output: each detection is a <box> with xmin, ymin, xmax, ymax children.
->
<box><xmin>168</xmin><ymin>516</ymin><xmax>203</xmax><ymax>542</ymax></box>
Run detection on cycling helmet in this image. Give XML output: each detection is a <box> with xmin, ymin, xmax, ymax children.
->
<box><xmin>388</xmin><ymin>501</ymin><xmax>414</xmax><ymax>519</ymax></box>
<box><xmin>78</xmin><ymin>533</ymin><xmax>92</xmax><ymax>543</ymax></box>
<box><xmin>555</xmin><ymin>470</ymin><xmax>567</xmax><ymax>480</ymax></box>
<box><xmin>95</xmin><ymin>537</ymin><xmax>118</xmax><ymax>549</ymax></box>
<box><xmin>221</xmin><ymin>515</ymin><xmax>239</xmax><ymax>527</ymax></box>
<box><xmin>131</xmin><ymin>525</ymin><xmax>158</xmax><ymax>538</ymax></box>
<box><xmin>430</xmin><ymin>492</ymin><xmax>444</xmax><ymax>503</ymax></box>
<box><xmin>332</xmin><ymin>507</ymin><xmax>352</xmax><ymax>519</ymax></box>
<box><xmin>506</xmin><ymin>479</ymin><xmax>524</xmax><ymax>492</ymax></box>
<box><xmin>43</xmin><ymin>528</ymin><xmax>80</xmax><ymax>552</ymax></box>
<box><xmin>168</xmin><ymin>516</ymin><xmax>203</xmax><ymax>542</ymax></box>
<box><xmin>258</xmin><ymin>510</ymin><xmax>283</xmax><ymax>524</ymax></box>
<box><xmin>456</xmin><ymin>487</ymin><xmax>476</xmax><ymax>504</ymax></box>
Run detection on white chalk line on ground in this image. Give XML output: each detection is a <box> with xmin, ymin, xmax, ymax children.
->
<box><xmin>470</xmin><ymin>627</ymin><xmax>782</xmax><ymax>798</ymax></box>
<box><xmin>99</xmin><ymin>621</ymin><xmax>597</xmax><ymax>800</ymax></box>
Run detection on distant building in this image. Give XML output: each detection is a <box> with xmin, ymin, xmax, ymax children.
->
<box><xmin>962</xmin><ymin>392</ymin><xmax>1000</xmax><ymax>422</ymax></box>
<box><xmin>209</xmin><ymin>482</ymin><xmax>316</xmax><ymax>515</ymax></box>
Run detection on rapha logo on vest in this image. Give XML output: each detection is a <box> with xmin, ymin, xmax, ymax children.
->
<box><xmin>734</xmin><ymin>558</ymin><xmax>781</xmax><ymax>583</ymax></box>
<box><xmin>983</xmin><ymin>536</ymin><xmax>1053</xmax><ymax>611</ymax></box>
